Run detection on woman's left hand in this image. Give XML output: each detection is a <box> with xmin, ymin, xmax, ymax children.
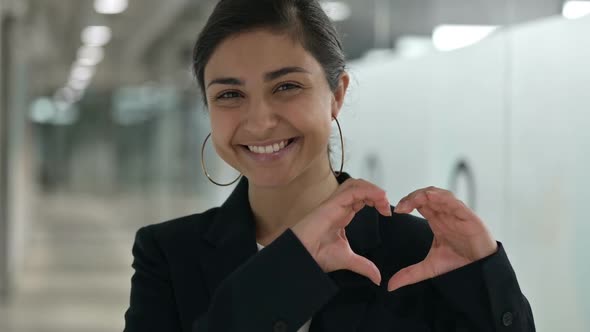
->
<box><xmin>387</xmin><ymin>186</ymin><xmax>498</xmax><ymax>292</ymax></box>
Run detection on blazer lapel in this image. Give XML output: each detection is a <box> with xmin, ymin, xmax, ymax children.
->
<box><xmin>200</xmin><ymin>176</ymin><xmax>259</xmax><ymax>300</ymax></box>
<box><xmin>199</xmin><ymin>172</ymin><xmax>384</xmax><ymax>332</ymax></box>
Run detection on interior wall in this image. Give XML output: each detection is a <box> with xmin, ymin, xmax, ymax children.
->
<box><xmin>342</xmin><ymin>15</ymin><xmax>590</xmax><ymax>331</ymax></box>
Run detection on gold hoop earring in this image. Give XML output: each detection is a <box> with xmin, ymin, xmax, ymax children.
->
<box><xmin>329</xmin><ymin>116</ymin><xmax>344</xmax><ymax>177</ymax></box>
<box><xmin>200</xmin><ymin>133</ymin><xmax>242</xmax><ymax>186</ymax></box>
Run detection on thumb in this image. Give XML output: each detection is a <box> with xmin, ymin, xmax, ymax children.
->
<box><xmin>344</xmin><ymin>253</ymin><xmax>382</xmax><ymax>286</ymax></box>
<box><xmin>387</xmin><ymin>261</ymin><xmax>432</xmax><ymax>292</ymax></box>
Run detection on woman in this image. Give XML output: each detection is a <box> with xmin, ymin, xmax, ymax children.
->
<box><xmin>124</xmin><ymin>0</ymin><xmax>535</xmax><ymax>331</ymax></box>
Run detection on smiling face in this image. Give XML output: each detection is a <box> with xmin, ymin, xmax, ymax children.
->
<box><xmin>204</xmin><ymin>29</ymin><xmax>349</xmax><ymax>187</ymax></box>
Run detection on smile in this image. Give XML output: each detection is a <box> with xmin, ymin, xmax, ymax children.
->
<box><xmin>239</xmin><ymin>137</ymin><xmax>300</xmax><ymax>162</ymax></box>
<box><xmin>246</xmin><ymin>138</ymin><xmax>296</xmax><ymax>154</ymax></box>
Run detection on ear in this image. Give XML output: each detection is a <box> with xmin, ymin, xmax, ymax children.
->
<box><xmin>331</xmin><ymin>71</ymin><xmax>350</xmax><ymax>119</ymax></box>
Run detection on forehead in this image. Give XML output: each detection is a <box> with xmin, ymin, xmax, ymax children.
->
<box><xmin>204</xmin><ymin>29</ymin><xmax>321</xmax><ymax>80</ymax></box>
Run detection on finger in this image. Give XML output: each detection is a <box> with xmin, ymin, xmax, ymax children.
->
<box><xmin>395</xmin><ymin>187</ymin><xmax>455</xmax><ymax>214</ymax></box>
<box><xmin>371</xmin><ymin>197</ymin><xmax>392</xmax><ymax>217</ymax></box>
<box><xmin>395</xmin><ymin>190</ymin><xmax>462</xmax><ymax>234</ymax></box>
<box><xmin>344</xmin><ymin>253</ymin><xmax>382</xmax><ymax>286</ymax></box>
<box><xmin>337</xmin><ymin>181</ymin><xmax>392</xmax><ymax>217</ymax></box>
<box><xmin>342</xmin><ymin>178</ymin><xmax>387</xmax><ymax>198</ymax></box>
<box><xmin>415</xmin><ymin>205</ymin><xmax>446</xmax><ymax>235</ymax></box>
<box><xmin>394</xmin><ymin>189</ymin><xmax>429</xmax><ymax>213</ymax></box>
<box><xmin>393</xmin><ymin>189</ymin><xmax>420</xmax><ymax>213</ymax></box>
<box><xmin>425</xmin><ymin>190</ymin><xmax>475</xmax><ymax>221</ymax></box>
<box><xmin>387</xmin><ymin>261</ymin><xmax>433</xmax><ymax>292</ymax></box>
<box><xmin>352</xmin><ymin>201</ymin><xmax>365</xmax><ymax>212</ymax></box>
<box><xmin>395</xmin><ymin>186</ymin><xmax>429</xmax><ymax>209</ymax></box>
<box><xmin>352</xmin><ymin>179</ymin><xmax>393</xmax><ymax>217</ymax></box>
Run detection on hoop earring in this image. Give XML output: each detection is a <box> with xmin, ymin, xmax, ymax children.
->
<box><xmin>200</xmin><ymin>133</ymin><xmax>242</xmax><ymax>186</ymax></box>
<box><xmin>329</xmin><ymin>116</ymin><xmax>344</xmax><ymax>177</ymax></box>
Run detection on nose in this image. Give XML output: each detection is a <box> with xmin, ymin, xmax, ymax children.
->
<box><xmin>242</xmin><ymin>97</ymin><xmax>279</xmax><ymax>135</ymax></box>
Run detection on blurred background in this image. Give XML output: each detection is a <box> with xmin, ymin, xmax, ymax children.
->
<box><xmin>0</xmin><ymin>0</ymin><xmax>588</xmax><ymax>331</ymax></box>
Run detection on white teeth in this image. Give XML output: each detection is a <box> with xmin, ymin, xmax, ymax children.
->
<box><xmin>247</xmin><ymin>139</ymin><xmax>292</xmax><ymax>154</ymax></box>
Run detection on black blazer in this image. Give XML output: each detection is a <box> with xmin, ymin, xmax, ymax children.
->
<box><xmin>124</xmin><ymin>172</ymin><xmax>535</xmax><ymax>332</ymax></box>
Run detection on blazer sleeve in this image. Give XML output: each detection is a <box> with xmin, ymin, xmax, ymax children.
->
<box><xmin>193</xmin><ymin>228</ymin><xmax>339</xmax><ymax>331</ymax></box>
<box><xmin>124</xmin><ymin>225</ymin><xmax>339</xmax><ymax>332</ymax></box>
<box><xmin>124</xmin><ymin>226</ymin><xmax>183</xmax><ymax>332</ymax></box>
<box><xmin>428</xmin><ymin>241</ymin><xmax>536</xmax><ymax>331</ymax></box>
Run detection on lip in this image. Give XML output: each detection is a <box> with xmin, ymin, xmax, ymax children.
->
<box><xmin>240</xmin><ymin>137</ymin><xmax>295</xmax><ymax>147</ymax></box>
<box><xmin>239</xmin><ymin>137</ymin><xmax>301</xmax><ymax>163</ymax></box>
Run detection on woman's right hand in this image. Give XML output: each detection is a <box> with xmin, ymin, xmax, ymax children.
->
<box><xmin>290</xmin><ymin>178</ymin><xmax>392</xmax><ymax>286</ymax></box>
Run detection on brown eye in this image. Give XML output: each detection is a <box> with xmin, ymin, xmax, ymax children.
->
<box><xmin>217</xmin><ymin>91</ymin><xmax>241</xmax><ymax>100</ymax></box>
<box><xmin>275</xmin><ymin>83</ymin><xmax>301</xmax><ymax>93</ymax></box>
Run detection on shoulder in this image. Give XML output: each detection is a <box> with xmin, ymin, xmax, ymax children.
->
<box><xmin>133</xmin><ymin>207</ymin><xmax>220</xmax><ymax>252</ymax></box>
<box><xmin>377</xmin><ymin>206</ymin><xmax>434</xmax><ymax>267</ymax></box>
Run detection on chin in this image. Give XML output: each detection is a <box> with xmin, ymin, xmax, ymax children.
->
<box><xmin>245</xmin><ymin>170</ymin><xmax>297</xmax><ymax>188</ymax></box>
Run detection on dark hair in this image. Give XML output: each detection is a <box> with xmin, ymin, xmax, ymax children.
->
<box><xmin>192</xmin><ymin>0</ymin><xmax>346</xmax><ymax>105</ymax></box>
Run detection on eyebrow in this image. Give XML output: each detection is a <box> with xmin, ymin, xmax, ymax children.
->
<box><xmin>206</xmin><ymin>66</ymin><xmax>310</xmax><ymax>89</ymax></box>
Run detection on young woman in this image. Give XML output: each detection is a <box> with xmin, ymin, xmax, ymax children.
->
<box><xmin>124</xmin><ymin>0</ymin><xmax>535</xmax><ymax>331</ymax></box>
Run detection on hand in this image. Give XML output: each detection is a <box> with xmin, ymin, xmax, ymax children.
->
<box><xmin>387</xmin><ymin>186</ymin><xmax>498</xmax><ymax>292</ymax></box>
<box><xmin>291</xmin><ymin>178</ymin><xmax>392</xmax><ymax>286</ymax></box>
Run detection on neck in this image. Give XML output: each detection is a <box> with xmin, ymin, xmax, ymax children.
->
<box><xmin>249</xmin><ymin>159</ymin><xmax>340</xmax><ymax>246</ymax></box>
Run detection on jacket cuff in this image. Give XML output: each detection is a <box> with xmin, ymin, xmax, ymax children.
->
<box><xmin>431</xmin><ymin>241</ymin><xmax>526</xmax><ymax>329</ymax></box>
<box><xmin>480</xmin><ymin>242</ymin><xmax>529</xmax><ymax>330</ymax></box>
<box><xmin>266</xmin><ymin>228</ymin><xmax>340</xmax><ymax>314</ymax></box>
<box><xmin>227</xmin><ymin>228</ymin><xmax>339</xmax><ymax>330</ymax></box>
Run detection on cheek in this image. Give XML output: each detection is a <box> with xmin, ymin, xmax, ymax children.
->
<box><xmin>209</xmin><ymin>133</ymin><xmax>224</xmax><ymax>156</ymax></box>
<box><xmin>210</xmin><ymin>131</ymin><xmax>239</xmax><ymax>169</ymax></box>
<box><xmin>292</xmin><ymin>109</ymin><xmax>332</xmax><ymax>149</ymax></box>
<box><xmin>210</xmin><ymin>108</ymin><xmax>236</xmax><ymax>130</ymax></box>
<box><xmin>210</xmin><ymin>115</ymin><xmax>237</xmax><ymax>150</ymax></box>
<box><xmin>309</xmin><ymin>102</ymin><xmax>334</xmax><ymax>134</ymax></box>
<box><xmin>291</xmin><ymin>92</ymin><xmax>332</xmax><ymax>123</ymax></box>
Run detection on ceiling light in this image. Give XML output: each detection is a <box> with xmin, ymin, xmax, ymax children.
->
<box><xmin>562</xmin><ymin>1</ymin><xmax>590</xmax><ymax>19</ymax></box>
<box><xmin>432</xmin><ymin>25</ymin><xmax>499</xmax><ymax>51</ymax></box>
<box><xmin>54</xmin><ymin>87</ymin><xmax>78</xmax><ymax>104</ymax></box>
<box><xmin>81</xmin><ymin>26</ymin><xmax>112</xmax><ymax>46</ymax></box>
<box><xmin>70</xmin><ymin>65</ymin><xmax>95</xmax><ymax>82</ymax></box>
<box><xmin>320</xmin><ymin>1</ymin><xmax>351</xmax><ymax>22</ymax></box>
<box><xmin>94</xmin><ymin>0</ymin><xmax>128</xmax><ymax>14</ymax></box>
<box><xmin>68</xmin><ymin>78</ymin><xmax>91</xmax><ymax>91</ymax></box>
<box><xmin>77</xmin><ymin>45</ymin><xmax>104</xmax><ymax>66</ymax></box>
<box><xmin>29</xmin><ymin>98</ymin><xmax>56</xmax><ymax>124</ymax></box>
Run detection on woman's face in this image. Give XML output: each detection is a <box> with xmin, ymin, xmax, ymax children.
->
<box><xmin>204</xmin><ymin>29</ymin><xmax>349</xmax><ymax>187</ymax></box>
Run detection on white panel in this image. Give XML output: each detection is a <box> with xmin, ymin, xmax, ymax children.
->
<box><xmin>427</xmin><ymin>34</ymin><xmax>509</xmax><ymax>241</ymax></box>
<box><xmin>509</xmin><ymin>16</ymin><xmax>590</xmax><ymax>331</ymax></box>
<box><xmin>343</xmin><ymin>55</ymin><xmax>437</xmax><ymax>205</ymax></box>
<box><xmin>344</xmin><ymin>35</ymin><xmax>509</xmax><ymax>237</ymax></box>
<box><xmin>343</xmin><ymin>15</ymin><xmax>590</xmax><ymax>332</ymax></box>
